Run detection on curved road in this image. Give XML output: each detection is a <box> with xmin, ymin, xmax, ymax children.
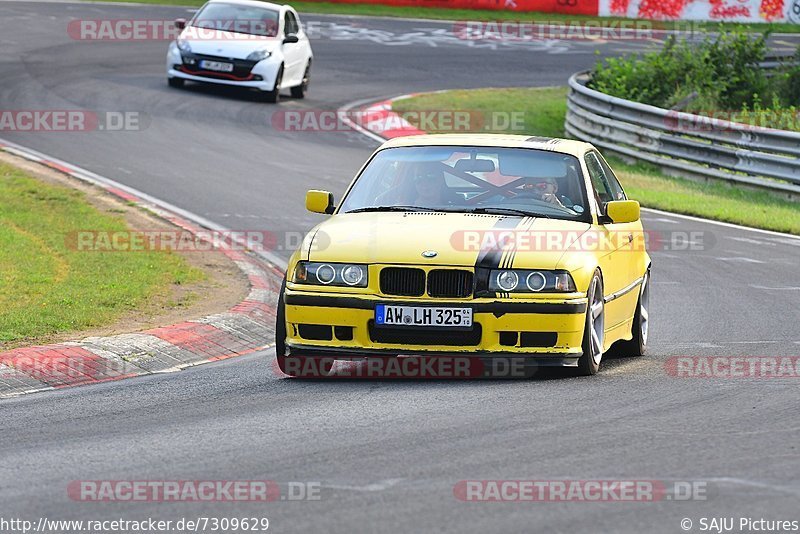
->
<box><xmin>1</xmin><ymin>2</ymin><xmax>799</xmax><ymax>532</ymax></box>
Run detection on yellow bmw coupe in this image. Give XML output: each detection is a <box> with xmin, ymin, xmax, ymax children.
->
<box><xmin>276</xmin><ymin>134</ymin><xmax>651</xmax><ymax>377</ymax></box>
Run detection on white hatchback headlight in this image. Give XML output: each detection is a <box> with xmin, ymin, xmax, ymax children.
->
<box><xmin>176</xmin><ymin>39</ymin><xmax>192</xmax><ymax>53</ymax></box>
<box><xmin>246</xmin><ymin>49</ymin><xmax>272</xmax><ymax>62</ymax></box>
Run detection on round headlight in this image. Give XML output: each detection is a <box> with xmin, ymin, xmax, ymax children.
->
<box><xmin>496</xmin><ymin>270</ymin><xmax>519</xmax><ymax>292</ymax></box>
<box><xmin>342</xmin><ymin>265</ymin><xmax>364</xmax><ymax>286</ymax></box>
<box><xmin>526</xmin><ymin>272</ymin><xmax>547</xmax><ymax>292</ymax></box>
<box><xmin>315</xmin><ymin>264</ymin><xmax>336</xmax><ymax>285</ymax></box>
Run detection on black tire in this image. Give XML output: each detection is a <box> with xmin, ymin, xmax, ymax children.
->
<box><xmin>290</xmin><ymin>61</ymin><xmax>311</xmax><ymax>99</ymax></box>
<box><xmin>262</xmin><ymin>66</ymin><xmax>283</xmax><ymax>103</ymax></box>
<box><xmin>274</xmin><ymin>279</ymin><xmax>334</xmax><ymax>378</ymax></box>
<box><xmin>167</xmin><ymin>77</ymin><xmax>184</xmax><ymax>88</ymax></box>
<box><xmin>576</xmin><ymin>271</ymin><xmax>605</xmax><ymax>376</ymax></box>
<box><xmin>275</xmin><ymin>278</ymin><xmax>289</xmax><ymax>375</ymax></box>
<box><xmin>608</xmin><ymin>269</ymin><xmax>650</xmax><ymax>358</ymax></box>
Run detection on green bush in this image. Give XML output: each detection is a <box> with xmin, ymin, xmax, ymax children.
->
<box><xmin>779</xmin><ymin>49</ymin><xmax>800</xmax><ymax>104</ymax></box>
<box><xmin>588</xmin><ymin>29</ymin><xmax>797</xmax><ymax>114</ymax></box>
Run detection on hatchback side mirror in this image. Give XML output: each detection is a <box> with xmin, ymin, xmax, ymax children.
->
<box><xmin>606</xmin><ymin>200</ymin><xmax>640</xmax><ymax>224</ymax></box>
<box><xmin>174</xmin><ymin>18</ymin><xmax>186</xmax><ymax>30</ymax></box>
<box><xmin>283</xmin><ymin>33</ymin><xmax>299</xmax><ymax>44</ymax></box>
<box><xmin>306</xmin><ymin>190</ymin><xmax>335</xmax><ymax>214</ymax></box>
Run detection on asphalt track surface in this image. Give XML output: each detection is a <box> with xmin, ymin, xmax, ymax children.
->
<box><xmin>1</xmin><ymin>2</ymin><xmax>800</xmax><ymax>533</ymax></box>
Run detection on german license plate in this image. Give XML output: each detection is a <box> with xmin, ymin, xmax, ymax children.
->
<box><xmin>375</xmin><ymin>305</ymin><xmax>473</xmax><ymax>328</ymax></box>
<box><xmin>200</xmin><ymin>60</ymin><xmax>234</xmax><ymax>72</ymax></box>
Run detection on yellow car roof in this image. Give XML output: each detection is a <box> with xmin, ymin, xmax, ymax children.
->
<box><xmin>380</xmin><ymin>134</ymin><xmax>594</xmax><ymax>158</ymax></box>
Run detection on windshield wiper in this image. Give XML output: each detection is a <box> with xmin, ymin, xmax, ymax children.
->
<box><xmin>345</xmin><ymin>205</ymin><xmax>436</xmax><ymax>214</ymax></box>
<box><xmin>466</xmin><ymin>207</ymin><xmax>549</xmax><ymax>218</ymax></box>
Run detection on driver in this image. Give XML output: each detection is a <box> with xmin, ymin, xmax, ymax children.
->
<box><xmin>523</xmin><ymin>176</ymin><xmax>572</xmax><ymax>208</ymax></box>
<box><xmin>411</xmin><ymin>163</ymin><xmax>460</xmax><ymax>206</ymax></box>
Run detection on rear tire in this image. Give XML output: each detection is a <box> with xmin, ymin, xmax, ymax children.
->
<box><xmin>290</xmin><ymin>61</ymin><xmax>311</xmax><ymax>99</ymax></box>
<box><xmin>167</xmin><ymin>77</ymin><xmax>184</xmax><ymax>88</ymax></box>
<box><xmin>262</xmin><ymin>66</ymin><xmax>283</xmax><ymax>103</ymax></box>
<box><xmin>576</xmin><ymin>271</ymin><xmax>605</xmax><ymax>376</ymax></box>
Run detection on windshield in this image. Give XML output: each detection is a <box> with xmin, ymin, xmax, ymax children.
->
<box><xmin>190</xmin><ymin>3</ymin><xmax>280</xmax><ymax>37</ymax></box>
<box><xmin>339</xmin><ymin>146</ymin><xmax>590</xmax><ymax>221</ymax></box>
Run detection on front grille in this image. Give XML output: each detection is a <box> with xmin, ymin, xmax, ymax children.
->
<box><xmin>380</xmin><ymin>267</ymin><xmax>425</xmax><ymax>296</ymax></box>
<box><xmin>427</xmin><ymin>269</ymin><xmax>473</xmax><ymax>298</ymax></box>
<box><xmin>369</xmin><ymin>322</ymin><xmax>482</xmax><ymax>346</ymax></box>
<box><xmin>181</xmin><ymin>53</ymin><xmax>258</xmax><ymax>80</ymax></box>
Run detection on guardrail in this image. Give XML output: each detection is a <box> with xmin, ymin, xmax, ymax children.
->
<box><xmin>565</xmin><ymin>68</ymin><xmax>800</xmax><ymax>200</ymax></box>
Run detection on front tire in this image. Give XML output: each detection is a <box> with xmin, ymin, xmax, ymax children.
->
<box><xmin>261</xmin><ymin>66</ymin><xmax>283</xmax><ymax>103</ymax></box>
<box><xmin>577</xmin><ymin>271</ymin><xmax>605</xmax><ymax>376</ymax></box>
<box><xmin>167</xmin><ymin>77</ymin><xmax>184</xmax><ymax>88</ymax></box>
<box><xmin>290</xmin><ymin>61</ymin><xmax>311</xmax><ymax>99</ymax></box>
<box><xmin>609</xmin><ymin>269</ymin><xmax>650</xmax><ymax>358</ymax></box>
<box><xmin>275</xmin><ymin>278</ymin><xmax>289</xmax><ymax>374</ymax></box>
<box><xmin>274</xmin><ymin>280</ymin><xmax>334</xmax><ymax>378</ymax></box>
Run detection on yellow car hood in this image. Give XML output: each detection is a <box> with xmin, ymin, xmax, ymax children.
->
<box><xmin>305</xmin><ymin>212</ymin><xmax>592</xmax><ymax>269</ymax></box>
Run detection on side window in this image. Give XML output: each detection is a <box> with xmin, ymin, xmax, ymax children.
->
<box><xmin>596</xmin><ymin>153</ymin><xmax>626</xmax><ymax>201</ymax></box>
<box><xmin>284</xmin><ymin>12</ymin><xmax>299</xmax><ymax>35</ymax></box>
<box><xmin>584</xmin><ymin>152</ymin><xmax>613</xmax><ymax>213</ymax></box>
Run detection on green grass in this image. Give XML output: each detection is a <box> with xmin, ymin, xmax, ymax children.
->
<box><xmin>0</xmin><ymin>163</ymin><xmax>204</xmax><ymax>347</ymax></box>
<box><xmin>394</xmin><ymin>87</ymin><xmax>568</xmax><ymax>138</ymax></box>
<box><xmin>87</xmin><ymin>0</ymin><xmax>800</xmax><ymax>34</ymax></box>
<box><xmin>391</xmin><ymin>87</ymin><xmax>800</xmax><ymax>235</ymax></box>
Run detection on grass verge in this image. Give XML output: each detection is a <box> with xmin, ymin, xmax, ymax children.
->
<box><xmin>0</xmin><ymin>161</ymin><xmax>204</xmax><ymax>347</ymax></box>
<box><xmin>87</xmin><ymin>0</ymin><xmax>800</xmax><ymax>34</ymax></box>
<box><xmin>391</xmin><ymin>87</ymin><xmax>800</xmax><ymax>235</ymax></box>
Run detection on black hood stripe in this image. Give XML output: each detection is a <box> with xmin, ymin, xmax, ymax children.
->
<box><xmin>475</xmin><ymin>216</ymin><xmax>523</xmax><ymax>270</ymax></box>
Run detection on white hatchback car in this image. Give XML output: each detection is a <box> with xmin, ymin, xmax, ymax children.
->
<box><xmin>166</xmin><ymin>0</ymin><xmax>313</xmax><ymax>102</ymax></box>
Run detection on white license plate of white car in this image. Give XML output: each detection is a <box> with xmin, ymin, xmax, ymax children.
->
<box><xmin>375</xmin><ymin>305</ymin><xmax>473</xmax><ymax>328</ymax></box>
<box><xmin>199</xmin><ymin>60</ymin><xmax>234</xmax><ymax>72</ymax></box>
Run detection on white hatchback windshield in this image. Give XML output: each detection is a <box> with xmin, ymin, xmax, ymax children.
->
<box><xmin>191</xmin><ymin>3</ymin><xmax>280</xmax><ymax>37</ymax></box>
<box><xmin>339</xmin><ymin>146</ymin><xmax>590</xmax><ymax>221</ymax></box>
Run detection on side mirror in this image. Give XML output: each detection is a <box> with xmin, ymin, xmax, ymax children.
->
<box><xmin>306</xmin><ymin>190</ymin><xmax>335</xmax><ymax>214</ymax></box>
<box><xmin>606</xmin><ymin>200</ymin><xmax>640</xmax><ymax>224</ymax></box>
<box><xmin>283</xmin><ymin>33</ymin><xmax>299</xmax><ymax>44</ymax></box>
<box><xmin>174</xmin><ymin>18</ymin><xmax>186</xmax><ymax>30</ymax></box>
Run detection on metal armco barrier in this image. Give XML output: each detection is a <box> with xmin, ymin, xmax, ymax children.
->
<box><xmin>565</xmin><ymin>71</ymin><xmax>800</xmax><ymax>200</ymax></box>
